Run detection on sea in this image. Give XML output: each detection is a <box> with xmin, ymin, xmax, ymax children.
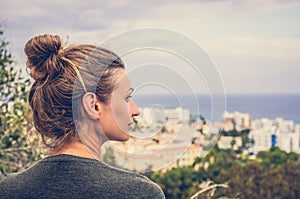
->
<box><xmin>134</xmin><ymin>94</ymin><xmax>300</xmax><ymax>123</ymax></box>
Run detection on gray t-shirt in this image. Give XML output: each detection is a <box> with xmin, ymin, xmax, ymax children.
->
<box><xmin>0</xmin><ymin>154</ymin><xmax>165</xmax><ymax>199</ymax></box>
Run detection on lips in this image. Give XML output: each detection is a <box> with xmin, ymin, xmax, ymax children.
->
<box><xmin>128</xmin><ymin>122</ymin><xmax>133</xmax><ymax>130</ymax></box>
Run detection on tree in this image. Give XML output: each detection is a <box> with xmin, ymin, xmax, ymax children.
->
<box><xmin>150</xmin><ymin>143</ymin><xmax>300</xmax><ymax>199</ymax></box>
<box><xmin>256</xmin><ymin>147</ymin><xmax>297</xmax><ymax>169</ymax></box>
<box><xmin>214</xmin><ymin>148</ymin><xmax>300</xmax><ymax>198</ymax></box>
<box><xmin>230</xmin><ymin>138</ymin><xmax>236</xmax><ymax>149</ymax></box>
<box><xmin>101</xmin><ymin>146</ymin><xmax>117</xmax><ymax>167</ymax></box>
<box><xmin>151</xmin><ymin>166</ymin><xmax>196</xmax><ymax>199</ymax></box>
<box><xmin>0</xmin><ymin>28</ymin><xmax>44</xmax><ymax>178</ymax></box>
<box><xmin>215</xmin><ymin>160</ymin><xmax>300</xmax><ymax>199</ymax></box>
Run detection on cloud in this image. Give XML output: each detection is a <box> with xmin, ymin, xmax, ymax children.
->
<box><xmin>202</xmin><ymin>36</ymin><xmax>300</xmax><ymax>59</ymax></box>
<box><xmin>1</xmin><ymin>0</ymin><xmax>300</xmax><ymax>93</ymax></box>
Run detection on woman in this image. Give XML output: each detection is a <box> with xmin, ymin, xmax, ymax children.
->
<box><xmin>0</xmin><ymin>34</ymin><xmax>165</xmax><ymax>198</ymax></box>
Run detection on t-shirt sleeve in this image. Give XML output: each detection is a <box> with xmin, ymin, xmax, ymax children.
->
<box><xmin>133</xmin><ymin>175</ymin><xmax>166</xmax><ymax>199</ymax></box>
<box><xmin>148</xmin><ymin>182</ymin><xmax>166</xmax><ymax>199</ymax></box>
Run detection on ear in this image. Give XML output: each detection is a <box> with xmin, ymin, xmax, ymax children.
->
<box><xmin>82</xmin><ymin>92</ymin><xmax>101</xmax><ymax>120</ymax></box>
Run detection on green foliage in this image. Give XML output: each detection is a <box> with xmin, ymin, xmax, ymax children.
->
<box><xmin>221</xmin><ymin>129</ymin><xmax>251</xmax><ymax>149</ymax></box>
<box><xmin>0</xmin><ymin>29</ymin><xmax>44</xmax><ymax>178</ymax></box>
<box><xmin>230</xmin><ymin>139</ymin><xmax>236</xmax><ymax>148</ymax></box>
<box><xmin>215</xmin><ymin>161</ymin><xmax>264</xmax><ymax>198</ymax></box>
<box><xmin>220</xmin><ymin>129</ymin><xmax>250</xmax><ymax>137</ymax></box>
<box><xmin>101</xmin><ymin>146</ymin><xmax>117</xmax><ymax>167</ymax></box>
<box><xmin>150</xmin><ymin>144</ymin><xmax>300</xmax><ymax>199</ymax></box>
<box><xmin>215</xmin><ymin>160</ymin><xmax>300</xmax><ymax>198</ymax></box>
<box><xmin>259</xmin><ymin>161</ymin><xmax>300</xmax><ymax>198</ymax></box>
<box><xmin>257</xmin><ymin>146</ymin><xmax>299</xmax><ymax>168</ymax></box>
<box><xmin>151</xmin><ymin>166</ymin><xmax>197</xmax><ymax>199</ymax></box>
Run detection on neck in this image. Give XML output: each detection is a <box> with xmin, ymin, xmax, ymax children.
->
<box><xmin>49</xmin><ymin>140</ymin><xmax>98</xmax><ymax>160</ymax></box>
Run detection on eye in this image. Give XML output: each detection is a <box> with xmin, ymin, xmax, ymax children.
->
<box><xmin>125</xmin><ymin>95</ymin><xmax>132</xmax><ymax>102</ymax></box>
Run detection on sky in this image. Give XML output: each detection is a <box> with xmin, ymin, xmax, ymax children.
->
<box><xmin>1</xmin><ymin>0</ymin><xmax>300</xmax><ymax>94</ymax></box>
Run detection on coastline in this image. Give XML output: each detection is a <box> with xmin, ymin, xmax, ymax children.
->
<box><xmin>134</xmin><ymin>93</ymin><xmax>300</xmax><ymax>123</ymax></box>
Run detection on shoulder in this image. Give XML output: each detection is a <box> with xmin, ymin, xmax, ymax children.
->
<box><xmin>0</xmin><ymin>155</ymin><xmax>166</xmax><ymax>198</ymax></box>
<box><xmin>0</xmin><ymin>161</ymin><xmax>38</xmax><ymax>185</ymax></box>
<box><xmin>48</xmin><ymin>155</ymin><xmax>165</xmax><ymax>198</ymax></box>
<box><xmin>96</xmin><ymin>162</ymin><xmax>165</xmax><ymax>198</ymax></box>
<box><xmin>0</xmin><ymin>172</ymin><xmax>28</xmax><ymax>198</ymax></box>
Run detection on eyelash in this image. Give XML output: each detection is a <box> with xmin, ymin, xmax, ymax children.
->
<box><xmin>125</xmin><ymin>95</ymin><xmax>132</xmax><ymax>102</ymax></box>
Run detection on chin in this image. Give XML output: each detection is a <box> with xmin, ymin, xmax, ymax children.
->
<box><xmin>120</xmin><ymin>132</ymin><xmax>130</xmax><ymax>141</ymax></box>
<box><xmin>120</xmin><ymin>136</ymin><xmax>130</xmax><ymax>142</ymax></box>
<box><xmin>111</xmin><ymin>130</ymin><xmax>130</xmax><ymax>142</ymax></box>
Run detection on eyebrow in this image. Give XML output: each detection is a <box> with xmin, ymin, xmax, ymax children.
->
<box><xmin>128</xmin><ymin>88</ymin><xmax>134</xmax><ymax>94</ymax></box>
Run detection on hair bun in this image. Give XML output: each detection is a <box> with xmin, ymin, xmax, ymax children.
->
<box><xmin>24</xmin><ymin>34</ymin><xmax>63</xmax><ymax>81</ymax></box>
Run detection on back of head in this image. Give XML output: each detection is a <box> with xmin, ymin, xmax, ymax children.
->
<box><xmin>25</xmin><ymin>34</ymin><xmax>63</xmax><ymax>81</ymax></box>
<box><xmin>24</xmin><ymin>34</ymin><xmax>125</xmax><ymax>151</ymax></box>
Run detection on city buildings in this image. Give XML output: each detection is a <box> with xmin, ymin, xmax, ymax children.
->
<box><xmin>102</xmin><ymin>108</ymin><xmax>300</xmax><ymax>172</ymax></box>
<box><xmin>249</xmin><ymin>117</ymin><xmax>300</xmax><ymax>154</ymax></box>
<box><xmin>136</xmin><ymin>107</ymin><xmax>190</xmax><ymax>129</ymax></box>
<box><xmin>102</xmin><ymin>107</ymin><xmax>217</xmax><ymax>172</ymax></box>
<box><xmin>222</xmin><ymin>111</ymin><xmax>251</xmax><ymax>131</ymax></box>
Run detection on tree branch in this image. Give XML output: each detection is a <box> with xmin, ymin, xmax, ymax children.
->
<box><xmin>190</xmin><ymin>183</ymin><xmax>229</xmax><ymax>199</ymax></box>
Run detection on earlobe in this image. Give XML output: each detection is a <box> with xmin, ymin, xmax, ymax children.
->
<box><xmin>82</xmin><ymin>92</ymin><xmax>101</xmax><ymax>120</ymax></box>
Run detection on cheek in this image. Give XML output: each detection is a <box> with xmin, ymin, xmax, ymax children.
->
<box><xmin>112</xmin><ymin>101</ymin><xmax>130</xmax><ymax>121</ymax></box>
<box><xmin>110</xmin><ymin>96</ymin><xmax>131</xmax><ymax>128</ymax></box>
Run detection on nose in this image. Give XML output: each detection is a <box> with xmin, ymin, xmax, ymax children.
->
<box><xmin>129</xmin><ymin>100</ymin><xmax>140</xmax><ymax>117</ymax></box>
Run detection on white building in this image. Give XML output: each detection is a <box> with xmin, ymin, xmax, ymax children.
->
<box><xmin>274</xmin><ymin>117</ymin><xmax>294</xmax><ymax>133</ymax></box>
<box><xmin>295</xmin><ymin>124</ymin><xmax>300</xmax><ymax>133</ymax></box>
<box><xmin>112</xmin><ymin>143</ymin><xmax>202</xmax><ymax>172</ymax></box>
<box><xmin>249</xmin><ymin>126</ymin><xmax>274</xmax><ymax>152</ymax></box>
<box><xmin>249</xmin><ymin>118</ymin><xmax>300</xmax><ymax>154</ymax></box>
<box><xmin>251</xmin><ymin>117</ymin><xmax>294</xmax><ymax>132</ymax></box>
<box><xmin>165</xmin><ymin>107</ymin><xmax>190</xmax><ymax>122</ymax></box>
<box><xmin>223</xmin><ymin>111</ymin><xmax>251</xmax><ymax>131</ymax></box>
<box><xmin>137</xmin><ymin>107</ymin><xmax>190</xmax><ymax>128</ymax></box>
<box><xmin>109</xmin><ymin>129</ymin><xmax>202</xmax><ymax>172</ymax></box>
<box><xmin>251</xmin><ymin>118</ymin><xmax>274</xmax><ymax>129</ymax></box>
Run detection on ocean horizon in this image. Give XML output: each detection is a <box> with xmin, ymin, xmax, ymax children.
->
<box><xmin>134</xmin><ymin>93</ymin><xmax>300</xmax><ymax>123</ymax></box>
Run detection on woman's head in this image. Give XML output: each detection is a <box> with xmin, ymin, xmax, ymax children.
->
<box><xmin>24</xmin><ymin>34</ymin><xmax>139</xmax><ymax>151</ymax></box>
